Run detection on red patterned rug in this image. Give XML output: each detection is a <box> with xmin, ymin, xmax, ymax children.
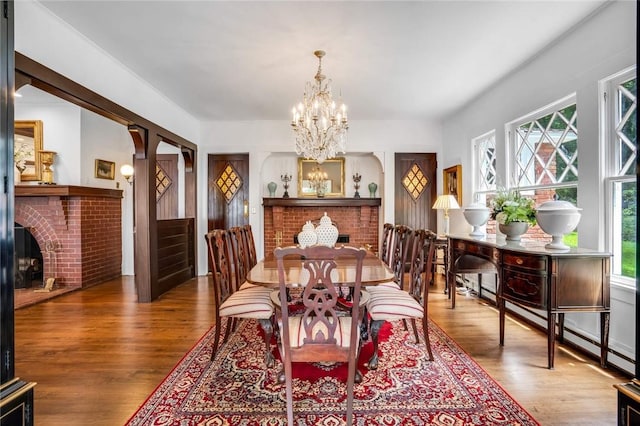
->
<box><xmin>126</xmin><ymin>319</ymin><xmax>539</xmax><ymax>425</ymax></box>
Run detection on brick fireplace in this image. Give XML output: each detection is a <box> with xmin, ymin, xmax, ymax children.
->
<box><xmin>15</xmin><ymin>185</ymin><xmax>123</xmax><ymax>290</ymax></box>
<box><xmin>262</xmin><ymin>197</ymin><xmax>382</xmax><ymax>258</ymax></box>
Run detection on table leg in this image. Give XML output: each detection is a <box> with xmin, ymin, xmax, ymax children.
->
<box><xmin>449</xmin><ymin>269</ymin><xmax>456</xmax><ymax>309</ymax></box>
<box><xmin>499</xmin><ymin>295</ymin><xmax>505</xmax><ymax>346</ymax></box>
<box><xmin>557</xmin><ymin>313</ymin><xmax>565</xmax><ymax>343</ymax></box>
<box><xmin>548</xmin><ymin>312</ymin><xmax>556</xmax><ymax>369</ymax></box>
<box><xmin>600</xmin><ymin>311</ymin><xmax>610</xmax><ymax>368</ymax></box>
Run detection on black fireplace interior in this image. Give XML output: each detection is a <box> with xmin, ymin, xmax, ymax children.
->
<box><xmin>14</xmin><ymin>224</ymin><xmax>43</xmax><ymax>289</ymax></box>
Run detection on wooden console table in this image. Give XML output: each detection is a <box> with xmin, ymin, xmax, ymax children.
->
<box><xmin>447</xmin><ymin>234</ymin><xmax>611</xmax><ymax>369</ymax></box>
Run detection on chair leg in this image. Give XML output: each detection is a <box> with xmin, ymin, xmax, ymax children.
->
<box><xmin>258</xmin><ymin>318</ymin><xmax>275</xmax><ymax>368</ymax></box>
<box><xmin>410</xmin><ymin>318</ymin><xmax>420</xmax><ymax>344</ymax></box>
<box><xmin>367</xmin><ymin>319</ymin><xmax>384</xmax><ymax>370</ymax></box>
<box><xmin>210</xmin><ymin>315</ymin><xmax>226</xmax><ymax>362</ymax></box>
<box><xmin>422</xmin><ymin>316</ymin><xmax>434</xmax><ymax>361</ymax></box>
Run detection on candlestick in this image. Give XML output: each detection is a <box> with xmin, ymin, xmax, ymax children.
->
<box><xmin>280</xmin><ymin>173</ymin><xmax>291</xmax><ymax>198</ymax></box>
<box><xmin>353</xmin><ymin>172</ymin><xmax>362</xmax><ymax>199</ymax></box>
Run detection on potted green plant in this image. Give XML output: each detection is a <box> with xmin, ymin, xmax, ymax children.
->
<box><xmin>490</xmin><ymin>189</ymin><xmax>536</xmax><ymax>240</ymax></box>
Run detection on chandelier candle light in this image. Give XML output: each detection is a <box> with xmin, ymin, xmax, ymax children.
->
<box><xmin>291</xmin><ymin>50</ymin><xmax>348</xmax><ymax>164</ymax></box>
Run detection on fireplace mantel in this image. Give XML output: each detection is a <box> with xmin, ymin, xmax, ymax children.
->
<box><xmin>15</xmin><ymin>184</ymin><xmax>122</xmax><ymax>199</ymax></box>
<box><xmin>262</xmin><ymin>197</ymin><xmax>381</xmax><ymax>207</ymax></box>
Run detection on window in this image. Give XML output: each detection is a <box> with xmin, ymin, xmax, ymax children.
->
<box><xmin>472</xmin><ymin>131</ymin><xmax>497</xmax><ymax>232</ymax></box>
<box><xmin>473</xmin><ymin>130</ymin><xmax>497</xmax><ymax>196</ymax></box>
<box><xmin>604</xmin><ymin>67</ymin><xmax>636</xmax><ymax>285</ymax></box>
<box><xmin>507</xmin><ymin>96</ymin><xmax>579</xmax><ymax>244</ymax></box>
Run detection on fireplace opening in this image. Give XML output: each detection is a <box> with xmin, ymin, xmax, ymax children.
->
<box><xmin>15</xmin><ymin>224</ymin><xmax>44</xmax><ymax>289</ymax></box>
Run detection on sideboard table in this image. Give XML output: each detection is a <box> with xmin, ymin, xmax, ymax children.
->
<box><xmin>447</xmin><ymin>234</ymin><xmax>611</xmax><ymax>369</ymax></box>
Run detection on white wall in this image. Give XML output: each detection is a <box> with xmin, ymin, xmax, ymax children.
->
<box><xmin>441</xmin><ymin>0</ymin><xmax>636</xmax><ymax>374</ymax></box>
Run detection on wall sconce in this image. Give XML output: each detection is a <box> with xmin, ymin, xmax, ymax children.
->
<box><xmin>120</xmin><ymin>164</ymin><xmax>134</xmax><ymax>185</ymax></box>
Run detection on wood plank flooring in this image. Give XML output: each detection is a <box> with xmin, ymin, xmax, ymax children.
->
<box><xmin>13</xmin><ymin>274</ymin><xmax>630</xmax><ymax>425</ymax></box>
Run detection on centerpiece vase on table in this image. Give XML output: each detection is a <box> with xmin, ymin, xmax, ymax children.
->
<box><xmin>315</xmin><ymin>213</ymin><xmax>339</xmax><ymax>247</ymax></box>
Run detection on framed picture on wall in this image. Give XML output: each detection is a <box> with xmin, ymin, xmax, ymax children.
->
<box><xmin>443</xmin><ymin>164</ymin><xmax>462</xmax><ymax>206</ymax></box>
<box><xmin>95</xmin><ymin>159</ymin><xmax>116</xmax><ymax>180</ymax></box>
<box><xmin>298</xmin><ymin>157</ymin><xmax>345</xmax><ymax>197</ymax></box>
<box><xmin>14</xmin><ymin>120</ymin><xmax>43</xmax><ymax>182</ymax></box>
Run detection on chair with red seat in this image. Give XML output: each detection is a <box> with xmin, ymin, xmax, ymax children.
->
<box><xmin>274</xmin><ymin>245</ymin><xmax>367</xmax><ymax>426</ymax></box>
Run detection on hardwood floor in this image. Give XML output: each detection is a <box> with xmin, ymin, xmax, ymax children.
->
<box><xmin>14</xmin><ymin>274</ymin><xmax>629</xmax><ymax>425</ymax></box>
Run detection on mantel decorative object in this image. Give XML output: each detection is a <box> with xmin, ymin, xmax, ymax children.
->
<box><xmin>280</xmin><ymin>173</ymin><xmax>291</xmax><ymax>198</ymax></box>
<box><xmin>290</xmin><ymin>50</ymin><xmax>349</xmax><ymax>164</ymax></box>
<box><xmin>267</xmin><ymin>181</ymin><xmax>277</xmax><ymax>197</ymax></box>
<box><xmin>368</xmin><ymin>182</ymin><xmax>378</xmax><ymax>198</ymax></box>
<box><xmin>39</xmin><ymin>150</ymin><xmax>57</xmax><ymax>185</ymax></box>
<box><xmin>353</xmin><ymin>173</ymin><xmax>361</xmax><ymax>199</ymax></box>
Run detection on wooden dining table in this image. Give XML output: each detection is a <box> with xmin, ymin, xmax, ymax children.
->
<box><xmin>246</xmin><ymin>249</ymin><xmax>394</xmax><ymax>288</ymax></box>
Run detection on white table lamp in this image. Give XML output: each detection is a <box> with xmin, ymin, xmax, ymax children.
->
<box><xmin>432</xmin><ymin>194</ymin><xmax>460</xmax><ymax>235</ymax></box>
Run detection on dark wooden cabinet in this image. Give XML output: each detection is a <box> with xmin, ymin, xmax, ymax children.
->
<box><xmin>448</xmin><ymin>235</ymin><xmax>611</xmax><ymax>369</ymax></box>
<box><xmin>615</xmin><ymin>380</ymin><xmax>640</xmax><ymax>426</ymax></box>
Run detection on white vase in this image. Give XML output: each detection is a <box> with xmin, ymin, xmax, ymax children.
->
<box><xmin>297</xmin><ymin>221</ymin><xmax>317</xmax><ymax>248</ymax></box>
<box><xmin>315</xmin><ymin>213</ymin><xmax>338</xmax><ymax>247</ymax></box>
<box><xmin>499</xmin><ymin>222</ymin><xmax>529</xmax><ymax>241</ymax></box>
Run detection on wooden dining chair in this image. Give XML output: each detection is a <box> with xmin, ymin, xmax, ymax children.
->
<box><xmin>205</xmin><ymin>229</ymin><xmax>275</xmax><ymax>367</ymax></box>
<box><xmin>242</xmin><ymin>224</ymin><xmax>258</xmax><ymax>270</ymax></box>
<box><xmin>274</xmin><ymin>245</ymin><xmax>367</xmax><ymax>426</ymax></box>
<box><xmin>366</xmin><ymin>229</ymin><xmax>437</xmax><ymax>369</ymax></box>
<box><xmin>380</xmin><ymin>223</ymin><xmax>395</xmax><ymax>266</ymax></box>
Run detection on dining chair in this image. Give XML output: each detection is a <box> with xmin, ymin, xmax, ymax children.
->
<box><xmin>273</xmin><ymin>245</ymin><xmax>367</xmax><ymax>426</ymax></box>
<box><xmin>377</xmin><ymin>224</ymin><xmax>412</xmax><ymax>291</ymax></box>
<box><xmin>366</xmin><ymin>229</ymin><xmax>437</xmax><ymax>369</ymax></box>
<box><xmin>380</xmin><ymin>223</ymin><xmax>395</xmax><ymax>266</ymax></box>
<box><xmin>205</xmin><ymin>229</ymin><xmax>275</xmax><ymax>367</ymax></box>
<box><xmin>242</xmin><ymin>224</ymin><xmax>258</xmax><ymax>270</ymax></box>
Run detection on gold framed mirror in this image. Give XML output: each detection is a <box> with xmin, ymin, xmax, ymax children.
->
<box><xmin>298</xmin><ymin>157</ymin><xmax>345</xmax><ymax>197</ymax></box>
<box><xmin>14</xmin><ymin>120</ymin><xmax>43</xmax><ymax>181</ymax></box>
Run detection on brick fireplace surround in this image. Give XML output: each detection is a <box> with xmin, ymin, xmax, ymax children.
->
<box><xmin>262</xmin><ymin>197</ymin><xmax>382</xmax><ymax>258</ymax></box>
<box><xmin>15</xmin><ymin>185</ymin><xmax>123</xmax><ymax>290</ymax></box>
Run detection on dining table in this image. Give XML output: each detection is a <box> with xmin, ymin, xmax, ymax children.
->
<box><xmin>246</xmin><ymin>248</ymin><xmax>395</xmax><ymax>288</ymax></box>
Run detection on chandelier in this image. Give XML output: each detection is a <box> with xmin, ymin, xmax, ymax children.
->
<box><xmin>291</xmin><ymin>50</ymin><xmax>348</xmax><ymax>164</ymax></box>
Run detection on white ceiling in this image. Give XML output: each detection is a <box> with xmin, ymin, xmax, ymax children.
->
<box><xmin>37</xmin><ymin>0</ymin><xmax>608</xmax><ymax>122</ymax></box>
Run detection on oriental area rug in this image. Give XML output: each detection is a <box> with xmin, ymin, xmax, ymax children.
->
<box><xmin>126</xmin><ymin>319</ymin><xmax>539</xmax><ymax>425</ymax></box>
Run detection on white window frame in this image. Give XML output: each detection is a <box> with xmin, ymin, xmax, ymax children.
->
<box><xmin>471</xmin><ymin>130</ymin><xmax>497</xmax><ymax>205</ymax></box>
<box><xmin>601</xmin><ymin>66</ymin><xmax>636</xmax><ymax>289</ymax></box>
<box><xmin>506</xmin><ymin>93</ymin><xmax>578</xmax><ymax>193</ymax></box>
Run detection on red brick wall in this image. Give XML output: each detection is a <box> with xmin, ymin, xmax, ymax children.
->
<box><xmin>263</xmin><ymin>205</ymin><xmax>380</xmax><ymax>258</ymax></box>
<box><xmin>15</xmin><ymin>195</ymin><xmax>122</xmax><ymax>288</ymax></box>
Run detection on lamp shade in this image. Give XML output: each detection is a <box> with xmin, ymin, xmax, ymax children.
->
<box><xmin>432</xmin><ymin>194</ymin><xmax>460</xmax><ymax>211</ymax></box>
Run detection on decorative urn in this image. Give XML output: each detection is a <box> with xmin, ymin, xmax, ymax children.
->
<box><xmin>535</xmin><ymin>198</ymin><xmax>582</xmax><ymax>250</ymax></box>
<box><xmin>462</xmin><ymin>203</ymin><xmax>490</xmax><ymax>237</ymax></box>
<box><xmin>297</xmin><ymin>221</ymin><xmax>317</xmax><ymax>248</ymax></box>
<box><xmin>315</xmin><ymin>212</ymin><xmax>339</xmax><ymax>247</ymax></box>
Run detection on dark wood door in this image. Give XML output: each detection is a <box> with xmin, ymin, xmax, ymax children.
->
<box><xmin>394</xmin><ymin>153</ymin><xmax>437</xmax><ymax>231</ymax></box>
<box><xmin>208</xmin><ymin>154</ymin><xmax>249</xmax><ymax>232</ymax></box>
<box><xmin>156</xmin><ymin>154</ymin><xmax>178</xmax><ymax>220</ymax></box>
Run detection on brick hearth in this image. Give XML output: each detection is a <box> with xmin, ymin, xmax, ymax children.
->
<box><xmin>15</xmin><ymin>185</ymin><xmax>123</xmax><ymax>289</ymax></box>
